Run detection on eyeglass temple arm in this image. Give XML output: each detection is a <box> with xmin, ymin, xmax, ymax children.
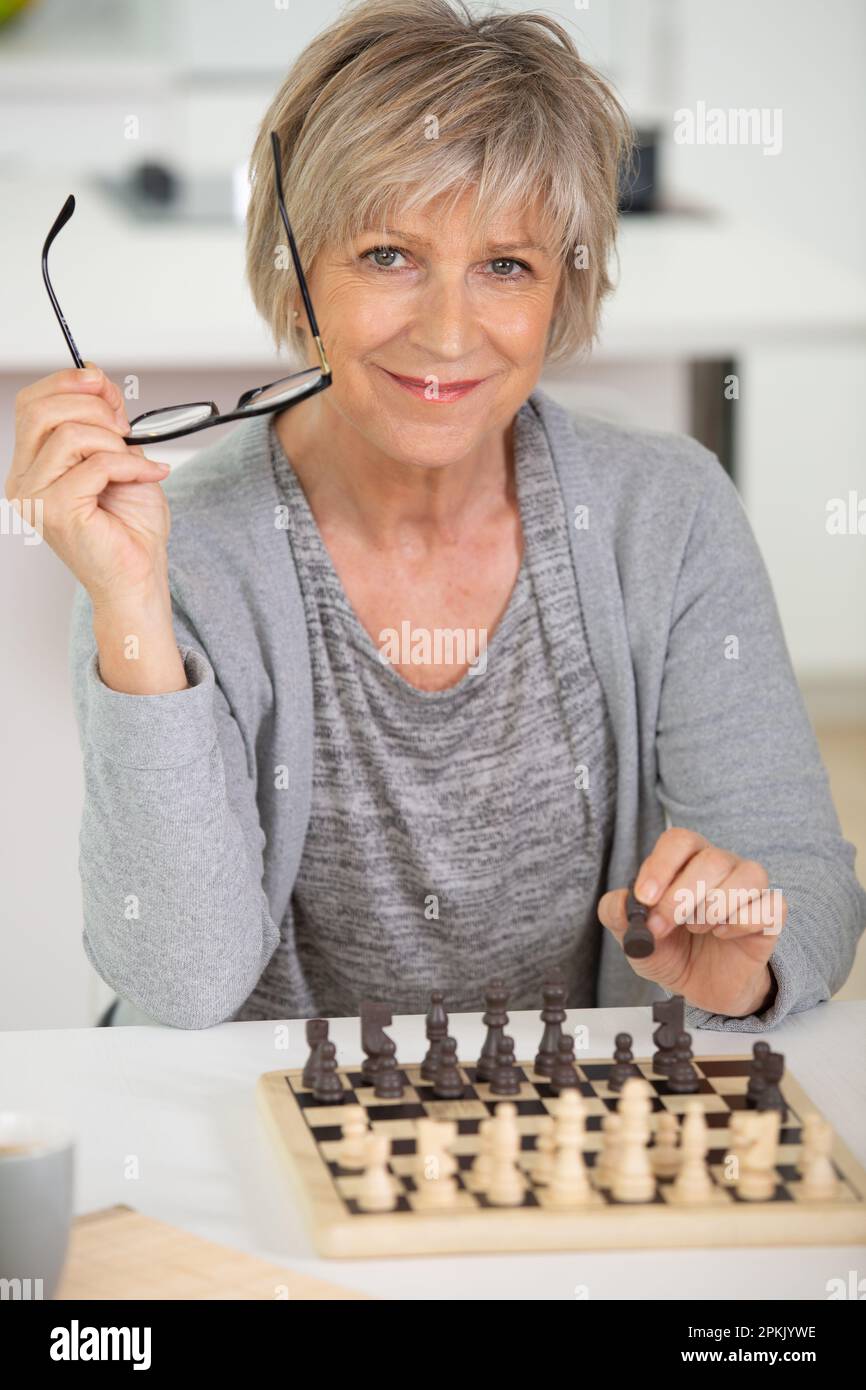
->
<box><xmin>42</xmin><ymin>195</ymin><xmax>85</xmax><ymax>369</ymax></box>
<box><xmin>269</xmin><ymin>132</ymin><xmax>330</xmax><ymax>378</ymax></box>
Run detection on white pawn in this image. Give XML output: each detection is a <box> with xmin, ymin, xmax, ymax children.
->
<box><xmin>357</xmin><ymin>1133</ymin><xmax>398</xmax><ymax>1212</ymax></box>
<box><xmin>799</xmin><ymin>1113</ymin><xmax>838</xmax><ymax>1201</ymax></box>
<box><xmin>336</xmin><ymin>1104</ymin><xmax>369</xmax><ymax>1171</ymax></box>
<box><xmin>532</xmin><ymin>1115</ymin><xmax>555</xmax><ymax>1186</ymax></box>
<box><xmin>668</xmin><ymin>1101</ymin><xmax>715</xmax><ymax>1205</ymax></box>
<box><xmin>414</xmin><ymin>1119</ymin><xmax>459</xmax><ymax>1209</ymax></box>
<box><xmin>594</xmin><ymin>1111</ymin><xmax>622</xmax><ymax>1189</ymax></box>
<box><xmin>487</xmin><ymin>1102</ymin><xmax>525</xmax><ymax>1207</ymax></box>
<box><xmin>725</xmin><ymin>1111</ymin><xmax>752</xmax><ymax>1185</ymax></box>
<box><xmin>470</xmin><ymin>1116</ymin><xmax>494</xmax><ymax>1189</ymax></box>
<box><xmin>548</xmin><ymin>1092</ymin><xmax>594</xmax><ymax>1207</ymax></box>
<box><xmin>737</xmin><ymin>1110</ymin><xmax>780</xmax><ymax>1201</ymax></box>
<box><xmin>651</xmin><ymin>1111</ymin><xmax>681</xmax><ymax>1178</ymax></box>
<box><xmin>611</xmin><ymin>1077</ymin><xmax>655</xmax><ymax>1203</ymax></box>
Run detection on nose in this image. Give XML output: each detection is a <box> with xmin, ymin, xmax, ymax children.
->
<box><xmin>405</xmin><ymin>269</ymin><xmax>485</xmax><ymax>366</ymax></box>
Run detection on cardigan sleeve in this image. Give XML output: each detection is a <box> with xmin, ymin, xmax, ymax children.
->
<box><xmin>69</xmin><ymin>582</ymin><xmax>281</xmax><ymax>1029</ymax></box>
<box><xmin>653</xmin><ymin>457</ymin><xmax>866</xmax><ymax>1031</ymax></box>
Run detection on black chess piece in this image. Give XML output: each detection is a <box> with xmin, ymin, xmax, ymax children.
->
<box><xmin>302</xmin><ymin>1018</ymin><xmax>329</xmax><ymax>1089</ymax></box>
<box><xmin>651</xmin><ymin>996</ymin><xmax>684</xmax><ymax>1075</ymax></box>
<box><xmin>550</xmin><ymin>1034</ymin><xmax>580</xmax><ymax>1093</ymax></box>
<box><xmin>421</xmin><ymin>990</ymin><xmax>449</xmax><ymax>1081</ymax></box>
<box><xmin>312</xmin><ymin>1040</ymin><xmax>344</xmax><ymax>1103</ymax></box>
<box><xmin>432</xmin><ymin>1036</ymin><xmax>465</xmax><ymax>1099</ymax></box>
<box><xmin>360</xmin><ymin>999</ymin><xmax>393</xmax><ymax>1084</ymax></box>
<box><xmin>747</xmin><ymin>1040</ymin><xmax>771</xmax><ymax>1106</ymax></box>
<box><xmin>608</xmin><ymin>1032</ymin><xmax>640</xmax><ymax>1092</ymax></box>
<box><xmin>755</xmin><ymin>1051</ymin><xmax>788</xmax><ymax>1121</ymax></box>
<box><xmin>534</xmin><ymin>972</ymin><xmax>567</xmax><ymax>1076</ymax></box>
<box><xmin>476</xmin><ymin>980</ymin><xmax>509</xmax><ymax>1082</ymax></box>
<box><xmin>490</xmin><ymin>1035</ymin><xmax>521</xmax><ymax>1095</ymax></box>
<box><xmin>667</xmin><ymin>1031</ymin><xmax>700</xmax><ymax>1095</ymax></box>
<box><xmin>374</xmin><ymin>1037</ymin><xmax>404</xmax><ymax>1099</ymax></box>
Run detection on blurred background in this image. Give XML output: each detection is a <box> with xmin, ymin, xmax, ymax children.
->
<box><xmin>1</xmin><ymin>0</ymin><xmax>864</xmax><ymax>1028</ymax></box>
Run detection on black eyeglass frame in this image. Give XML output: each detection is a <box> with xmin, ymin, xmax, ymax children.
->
<box><xmin>41</xmin><ymin>131</ymin><xmax>332</xmax><ymax>444</ymax></box>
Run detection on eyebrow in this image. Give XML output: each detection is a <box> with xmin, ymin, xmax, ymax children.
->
<box><xmin>367</xmin><ymin>226</ymin><xmax>549</xmax><ymax>255</ymax></box>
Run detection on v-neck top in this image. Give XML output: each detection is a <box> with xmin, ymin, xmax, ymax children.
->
<box><xmin>264</xmin><ymin>401</ymin><xmax>618</xmax><ymax>1014</ymax></box>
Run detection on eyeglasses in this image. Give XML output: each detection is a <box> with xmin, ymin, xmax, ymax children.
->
<box><xmin>42</xmin><ymin>131</ymin><xmax>332</xmax><ymax>444</ymax></box>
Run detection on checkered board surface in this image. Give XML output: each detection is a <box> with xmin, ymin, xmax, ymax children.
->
<box><xmin>256</xmin><ymin>1055</ymin><xmax>866</xmax><ymax>1258</ymax></box>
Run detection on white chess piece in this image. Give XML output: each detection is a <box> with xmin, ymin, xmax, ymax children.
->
<box><xmin>357</xmin><ymin>1133</ymin><xmax>398</xmax><ymax>1212</ymax></box>
<box><xmin>486</xmin><ymin>1102</ymin><xmax>525</xmax><ymax>1206</ymax></box>
<box><xmin>470</xmin><ymin>1116</ymin><xmax>494</xmax><ymax>1189</ymax></box>
<box><xmin>611</xmin><ymin>1078</ymin><xmax>655</xmax><ymax>1203</ymax></box>
<box><xmin>651</xmin><ymin>1111</ymin><xmax>681</xmax><ymax>1178</ymax></box>
<box><xmin>668</xmin><ymin>1101</ymin><xmax>715</xmax><ymax>1205</ymax></box>
<box><xmin>798</xmin><ymin>1113</ymin><xmax>838</xmax><ymax>1201</ymax></box>
<box><xmin>737</xmin><ymin>1110</ymin><xmax>780</xmax><ymax>1201</ymax></box>
<box><xmin>594</xmin><ymin>1111</ymin><xmax>622</xmax><ymax>1189</ymax></box>
<box><xmin>548</xmin><ymin>1091</ymin><xmax>594</xmax><ymax>1207</ymax></box>
<box><xmin>414</xmin><ymin>1119</ymin><xmax>459</xmax><ymax>1209</ymax></box>
<box><xmin>336</xmin><ymin>1104</ymin><xmax>369</xmax><ymax>1171</ymax></box>
<box><xmin>532</xmin><ymin>1115</ymin><xmax>555</xmax><ymax>1187</ymax></box>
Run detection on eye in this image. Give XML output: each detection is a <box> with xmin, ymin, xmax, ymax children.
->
<box><xmin>486</xmin><ymin>257</ymin><xmax>530</xmax><ymax>280</ymax></box>
<box><xmin>362</xmin><ymin>245</ymin><xmax>410</xmax><ymax>270</ymax></box>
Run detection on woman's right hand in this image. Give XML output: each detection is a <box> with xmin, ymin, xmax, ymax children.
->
<box><xmin>5</xmin><ymin>365</ymin><xmax>173</xmax><ymax>608</ymax></box>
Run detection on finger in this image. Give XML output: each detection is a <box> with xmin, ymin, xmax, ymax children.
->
<box><xmin>50</xmin><ymin>451</ymin><xmax>171</xmax><ymax>509</ymax></box>
<box><xmin>597</xmin><ymin>888</ymin><xmax>683</xmax><ymax>984</ymax></box>
<box><xmin>708</xmin><ymin>866</ymin><xmax>784</xmax><ymax>941</ymax></box>
<box><xmin>15</xmin><ymin>423</ymin><xmax>142</xmax><ymax>499</ymax></box>
<box><xmin>633</xmin><ymin>826</ymin><xmax>709</xmax><ymax>908</ymax></box>
<box><xmin>647</xmin><ymin>843</ymin><xmax>740</xmax><ymax>942</ymax></box>
<box><xmin>15</xmin><ymin>365</ymin><xmax>124</xmax><ymax>417</ymax></box>
<box><xmin>14</xmin><ymin>392</ymin><xmax>130</xmax><ymax>470</ymax></box>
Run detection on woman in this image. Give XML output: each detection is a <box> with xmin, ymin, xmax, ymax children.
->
<box><xmin>7</xmin><ymin>0</ymin><xmax>863</xmax><ymax>1029</ymax></box>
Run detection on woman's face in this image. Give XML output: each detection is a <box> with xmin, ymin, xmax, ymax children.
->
<box><xmin>301</xmin><ymin>187</ymin><xmax>562</xmax><ymax>469</ymax></box>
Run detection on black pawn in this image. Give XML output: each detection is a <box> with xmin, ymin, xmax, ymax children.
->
<box><xmin>608</xmin><ymin>1032</ymin><xmax>640</xmax><ymax>1092</ymax></box>
<box><xmin>551</xmin><ymin>1034</ymin><xmax>580</xmax><ymax>1093</ymax></box>
<box><xmin>312</xmin><ymin>1041</ymin><xmax>343</xmax><ymax>1103</ymax></box>
<box><xmin>747</xmin><ymin>1040</ymin><xmax>771</xmax><ymax>1106</ymax></box>
<box><xmin>652</xmin><ymin>995</ymin><xmax>684</xmax><ymax>1074</ymax></box>
<box><xmin>490</xmin><ymin>1036</ymin><xmax>521</xmax><ymax>1095</ymax></box>
<box><xmin>534</xmin><ymin>973</ymin><xmax>567</xmax><ymax>1076</ymax></box>
<box><xmin>374</xmin><ymin>1037</ymin><xmax>404</xmax><ymax>1099</ymax></box>
<box><xmin>432</xmin><ymin>1036</ymin><xmax>465</xmax><ymax>1099</ymax></box>
<box><xmin>302</xmin><ymin>1018</ymin><xmax>329</xmax><ymax>1089</ymax></box>
<box><xmin>755</xmin><ymin>1051</ymin><xmax>787</xmax><ymax>1122</ymax></box>
<box><xmin>421</xmin><ymin>990</ymin><xmax>449</xmax><ymax>1081</ymax></box>
<box><xmin>476</xmin><ymin>980</ymin><xmax>509</xmax><ymax>1082</ymax></box>
<box><xmin>667</xmin><ymin>1031</ymin><xmax>700</xmax><ymax>1095</ymax></box>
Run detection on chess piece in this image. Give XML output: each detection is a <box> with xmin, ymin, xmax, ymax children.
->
<box><xmin>724</xmin><ymin>1112</ymin><xmax>752</xmax><ymax>1186</ymax></box>
<box><xmin>312</xmin><ymin>1040</ymin><xmax>344</xmax><ymax>1103</ymax></box>
<box><xmin>548</xmin><ymin>1091</ymin><xmax>595</xmax><ymax>1207</ymax></box>
<box><xmin>336</xmin><ymin>1105</ymin><xmax>369</xmax><ymax>1170</ymax></box>
<box><xmin>373</xmin><ymin>1037</ymin><xmax>404</xmax><ymax>1099</ymax></box>
<box><xmin>650</xmin><ymin>1110</ymin><xmax>681</xmax><ymax>1178</ymax></box>
<box><xmin>476</xmin><ymin>980</ymin><xmax>509</xmax><ymax>1081</ymax></box>
<box><xmin>798</xmin><ymin>1113</ymin><xmax>838</xmax><ymax>1200</ymax></box>
<box><xmin>652</xmin><ymin>996</ymin><xmax>684</xmax><ymax>1074</ymax></box>
<box><xmin>611</xmin><ymin>1077</ymin><xmax>655</xmax><ymax>1202</ymax></box>
<box><xmin>490</xmin><ymin>1035</ymin><xmax>521</xmax><ymax>1095</ymax></box>
<box><xmin>746</xmin><ymin>1040</ymin><xmax>771</xmax><ymax>1107</ymax></box>
<box><xmin>421</xmin><ymin>990</ymin><xmax>449</xmax><ymax>1080</ymax></box>
<box><xmin>534</xmin><ymin>972</ymin><xmax>567</xmax><ymax>1076</ymax></box>
<box><xmin>414</xmin><ymin>1119</ymin><xmax>459</xmax><ymax>1209</ymax></box>
<box><xmin>486</xmin><ymin>1102</ymin><xmax>525</xmax><ymax>1206</ymax></box>
<box><xmin>357</xmin><ymin>1133</ymin><xmax>398</xmax><ymax>1212</ymax></box>
<box><xmin>550</xmin><ymin>1034</ymin><xmax>580</xmax><ymax>1093</ymax></box>
<box><xmin>432</xmin><ymin>1036</ymin><xmax>465</xmax><ymax>1099</ymax></box>
<box><xmin>755</xmin><ymin>1052</ymin><xmax>787</xmax><ymax>1121</ymax></box>
<box><xmin>668</xmin><ymin>1101</ymin><xmax>715</xmax><ymax>1204</ymax></box>
<box><xmin>667</xmin><ymin>1032</ymin><xmax>700</xmax><ymax>1094</ymax></box>
<box><xmin>623</xmin><ymin>879</ymin><xmax>655</xmax><ymax>959</ymax></box>
<box><xmin>737</xmin><ymin>1110</ymin><xmax>781</xmax><ymax>1201</ymax></box>
<box><xmin>608</xmin><ymin>1032</ymin><xmax>640</xmax><ymax>1091</ymax></box>
<box><xmin>470</xmin><ymin>1116</ymin><xmax>494</xmax><ymax>1189</ymax></box>
<box><xmin>594</xmin><ymin>1111</ymin><xmax>622</xmax><ymax>1188</ymax></box>
<box><xmin>360</xmin><ymin>999</ymin><xmax>393</xmax><ymax>1084</ymax></box>
<box><xmin>302</xmin><ymin>1018</ymin><xmax>329</xmax><ymax>1089</ymax></box>
<box><xmin>532</xmin><ymin>1115</ymin><xmax>555</xmax><ymax>1186</ymax></box>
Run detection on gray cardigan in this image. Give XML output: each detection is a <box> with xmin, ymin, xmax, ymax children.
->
<box><xmin>69</xmin><ymin>387</ymin><xmax>865</xmax><ymax>1031</ymax></box>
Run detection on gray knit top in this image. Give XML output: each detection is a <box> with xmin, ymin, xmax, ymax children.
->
<box><xmin>250</xmin><ymin>406</ymin><xmax>617</xmax><ymax>1018</ymax></box>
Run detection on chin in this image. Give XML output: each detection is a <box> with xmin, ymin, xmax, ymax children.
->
<box><xmin>374</xmin><ymin>414</ymin><xmax>490</xmax><ymax>468</ymax></box>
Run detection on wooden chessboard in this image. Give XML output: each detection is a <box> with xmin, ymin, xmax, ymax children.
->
<box><xmin>256</xmin><ymin>1054</ymin><xmax>866</xmax><ymax>1259</ymax></box>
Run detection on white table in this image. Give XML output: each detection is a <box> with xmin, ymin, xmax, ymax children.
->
<box><xmin>3</xmin><ymin>1002</ymin><xmax>864</xmax><ymax>1300</ymax></box>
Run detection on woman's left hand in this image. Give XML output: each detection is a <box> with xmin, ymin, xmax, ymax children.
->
<box><xmin>597</xmin><ymin>827</ymin><xmax>787</xmax><ymax>1017</ymax></box>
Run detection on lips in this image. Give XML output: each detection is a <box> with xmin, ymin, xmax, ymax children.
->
<box><xmin>378</xmin><ymin>366</ymin><xmax>485</xmax><ymax>402</ymax></box>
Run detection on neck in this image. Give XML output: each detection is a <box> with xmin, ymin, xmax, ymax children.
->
<box><xmin>273</xmin><ymin>394</ymin><xmax>515</xmax><ymax>547</ymax></box>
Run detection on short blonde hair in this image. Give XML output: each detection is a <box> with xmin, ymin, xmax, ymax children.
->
<box><xmin>246</xmin><ymin>0</ymin><xmax>634</xmax><ymax>367</ymax></box>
